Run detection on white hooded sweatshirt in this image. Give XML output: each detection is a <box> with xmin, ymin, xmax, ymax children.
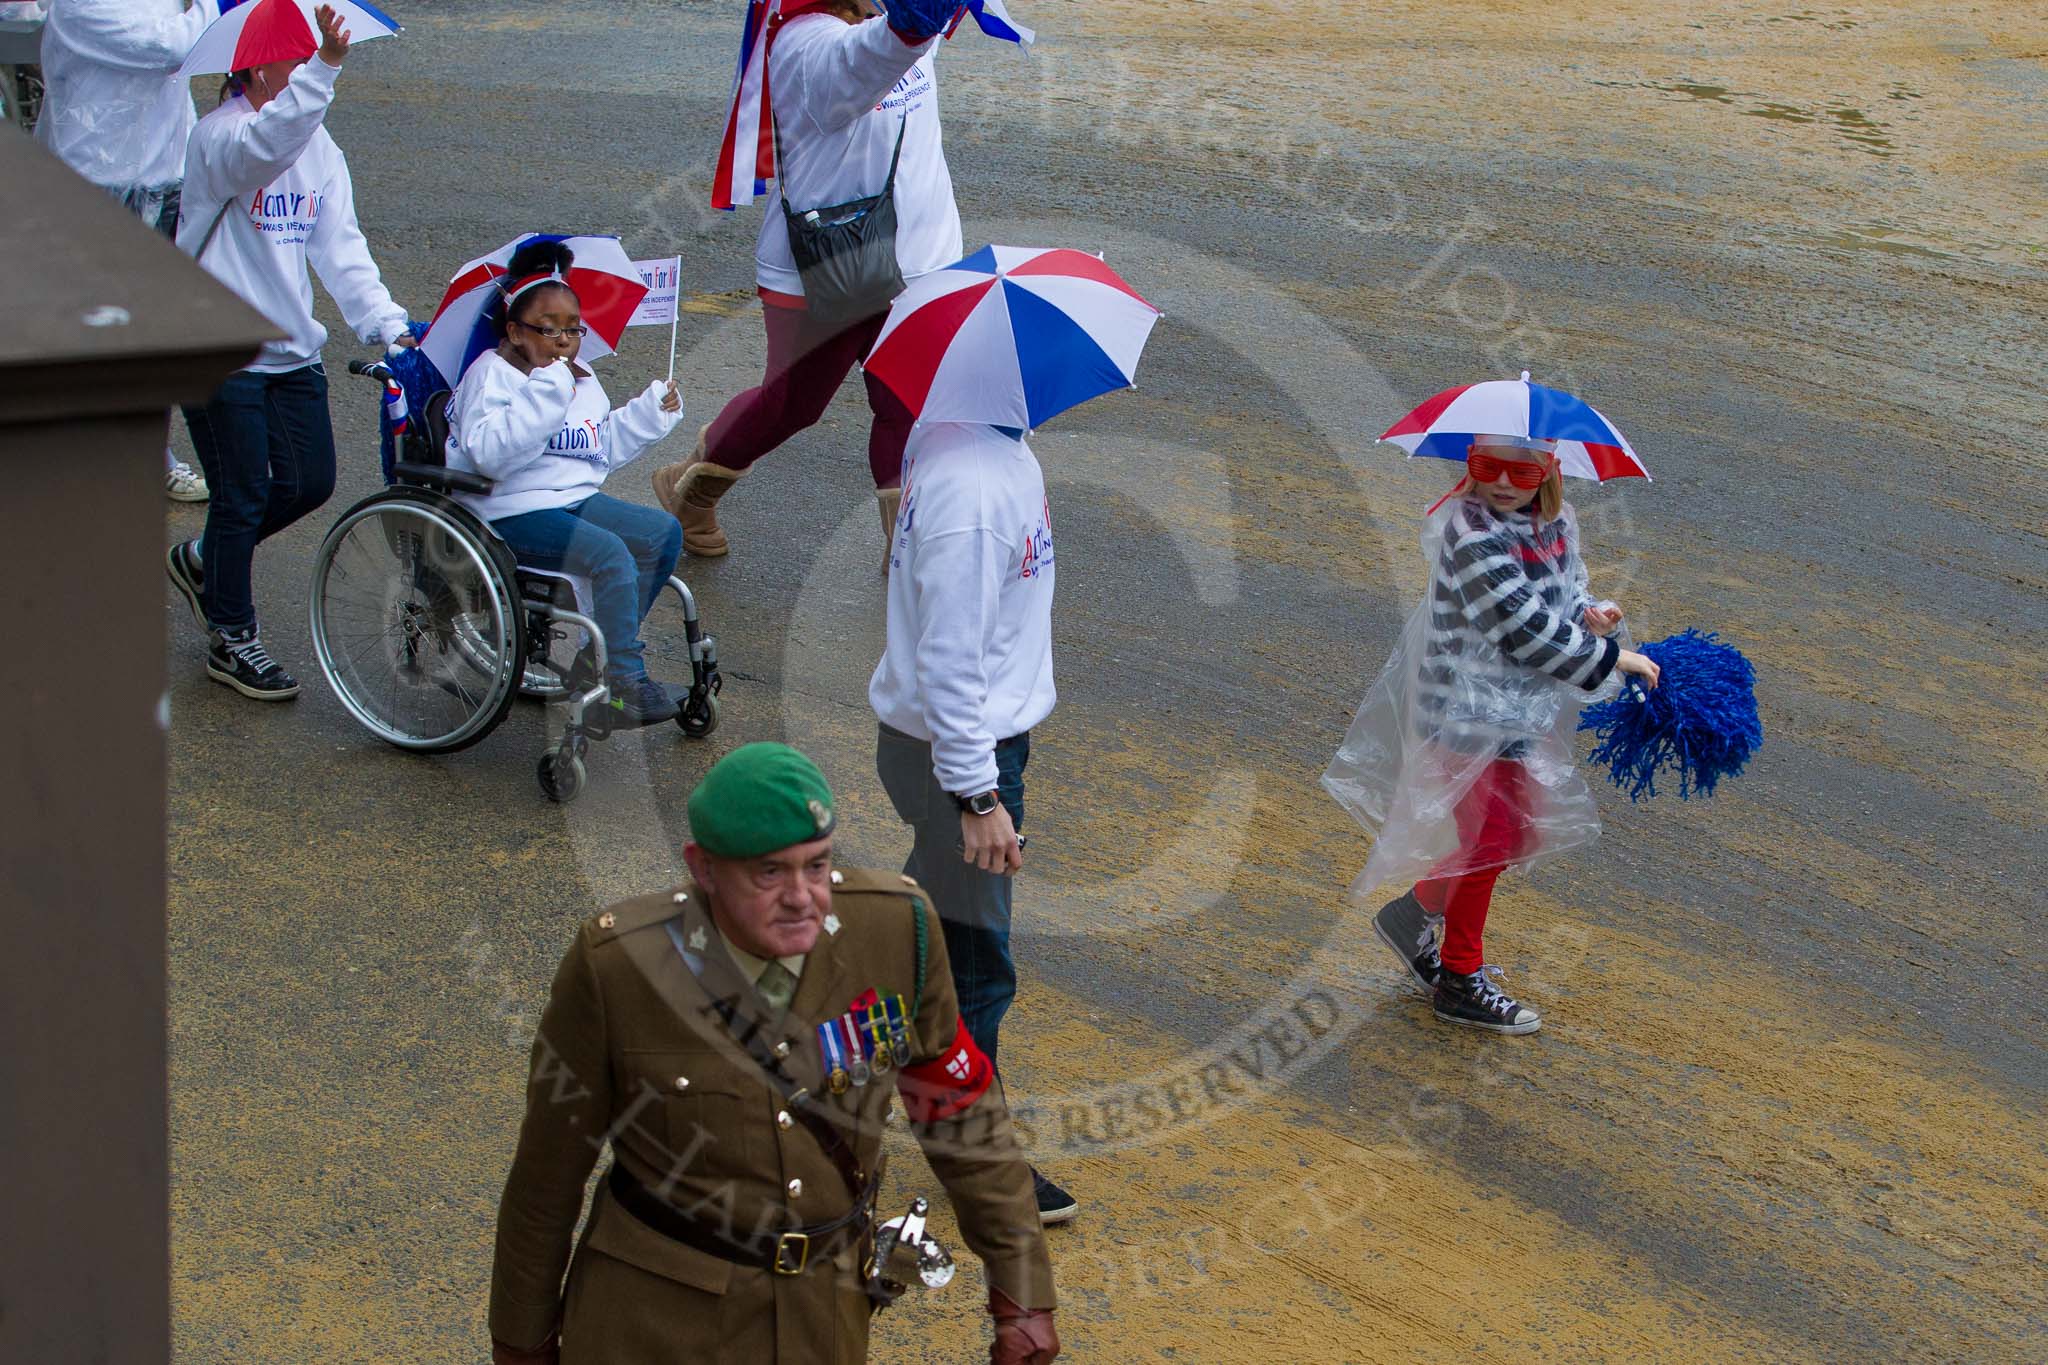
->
<box><xmin>755</xmin><ymin>12</ymin><xmax>961</xmax><ymax>298</ymax></box>
<box><xmin>176</xmin><ymin>56</ymin><xmax>408</xmax><ymax>372</ymax></box>
<box><xmin>35</xmin><ymin>0</ymin><xmax>217</xmax><ymax>191</ymax></box>
<box><xmin>869</xmin><ymin>423</ymin><xmax>1056</xmax><ymax>797</ymax></box>
<box><xmin>443</xmin><ymin>352</ymin><xmax>683</xmax><ymax>522</ymax></box>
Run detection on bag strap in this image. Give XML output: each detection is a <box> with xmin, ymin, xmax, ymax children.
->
<box><xmin>187</xmin><ymin>196</ymin><xmax>235</xmax><ymax>264</ymax></box>
<box><xmin>770</xmin><ymin>103</ymin><xmax>911</xmax><ymax>212</ymax></box>
<box><xmin>879</xmin><ymin>111</ymin><xmax>908</xmax><ymax>194</ymax></box>
<box><xmin>664</xmin><ymin>922</ymin><xmax>871</xmax><ymax>1200</ymax></box>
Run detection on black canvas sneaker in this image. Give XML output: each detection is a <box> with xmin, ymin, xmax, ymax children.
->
<box><xmin>1032</xmin><ymin>1168</ymin><xmax>1079</xmax><ymax>1226</ymax></box>
<box><xmin>1372</xmin><ymin>890</ymin><xmax>1443</xmax><ymax>994</ymax></box>
<box><xmin>166</xmin><ymin>538</ymin><xmax>207</xmax><ymax>632</ymax></box>
<box><xmin>1433</xmin><ymin>967</ymin><xmax>1541</xmax><ymax>1035</ymax></box>
<box><xmin>208</xmin><ymin>626</ymin><xmax>299</xmax><ymax>701</ymax></box>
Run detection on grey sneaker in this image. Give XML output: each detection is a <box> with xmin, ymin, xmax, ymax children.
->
<box><xmin>166</xmin><ymin>459</ymin><xmax>209</xmax><ymax>502</ymax></box>
<box><xmin>166</xmin><ymin>538</ymin><xmax>207</xmax><ymax>633</ymax></box>
<box><xmin>1433</xmin><ymin>967</ymin><xmax>1540</xmax><ymax>1035</ymax></box>
<box><xmin>608</xmin><ymin>673</ymin><xmax>680</xmax><ymax>727</ymax></box>
<box><xmin>1372</xmin><ymin>891</ymin><xmax>1442</xmax><ymax>994</ymax></box>
<box><xmin>208</xmin><ymin>626</ymin><xmax>299</xmax><ymax>701</ymax></box>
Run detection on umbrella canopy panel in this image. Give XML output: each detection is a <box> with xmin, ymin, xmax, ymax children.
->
<box><xmin>1380</xmin><ymin>373</ymin><xmax>1650</xmax><ymax>481</ymax></box>
<box><xmin>421</xmin><ymin>234</ymin><xmax>648</xmax><ymax>388</ymax></box>
<box><xmin>865</xmin><ymin>245</ymin><xmax>1159</xmax><ymax>430</ymax></box>
<box><xmin>178</xmin><ymin>0</ymin><xmax>400</xmax><ymax>77</ymax></box>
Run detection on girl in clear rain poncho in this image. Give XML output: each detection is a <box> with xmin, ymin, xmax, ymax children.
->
<box><xmin>1323</xmin><ymin>434</ymin><xmax>1662</xmax><ymax>1034</ymax></box>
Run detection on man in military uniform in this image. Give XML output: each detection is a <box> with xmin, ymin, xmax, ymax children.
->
<box><xmin>489</xmin><ymin>743</ymin><xmax>1059</xmax><ymax>1365</ymax></box>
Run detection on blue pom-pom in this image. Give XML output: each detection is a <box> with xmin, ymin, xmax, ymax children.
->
<box><xmin>1578</xmin><ymin>629</ymin><xmax>1763</xmax><ymax>801</ymax></box>
<box><xmin>377</xmin><ymin>321</ymin><xmax>447</xmax><ymax>484</ymax></box>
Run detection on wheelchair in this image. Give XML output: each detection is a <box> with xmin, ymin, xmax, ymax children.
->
<box><xmin>307</xmin><ymin>359</ymin><xmax>722</xmax><ymax>802</ymax></box>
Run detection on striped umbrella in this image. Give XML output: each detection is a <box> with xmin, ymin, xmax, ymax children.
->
<box><xmin>421</xmin><ymin>234</ymin><xmax>649</xmax><ymax>387</ymax></box>
<box><xmin>178</xmin><ymin>0</ymin><xmax>400</xmax><ymax>77</ymax></box>
<box><xmin>1381</xmin><ymin>372</ymin><xmax>1651</xmax><ymax>481</ymax></box>
<box><xmin>863</xmin><ymin>245</ymin><xmax>1160</xmax><ymax>430</ymax></box>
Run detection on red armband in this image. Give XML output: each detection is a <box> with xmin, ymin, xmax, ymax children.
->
<box><xmin>896</xmin><ymin>1019</ymin><xmax>993</xmax><ymax>1123</ymax></box>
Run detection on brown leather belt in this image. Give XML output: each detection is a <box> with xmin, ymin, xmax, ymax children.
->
<box><xmin>608</xmin><ymin>1163</ymin><xmax>877</xmax><ymax>1276</ymax></box>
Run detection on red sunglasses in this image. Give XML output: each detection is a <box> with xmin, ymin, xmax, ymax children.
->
<box><xmin>1466</xmin><ymin>450</ymin><xmax>1553</xmax><ymax>489</ymax></box>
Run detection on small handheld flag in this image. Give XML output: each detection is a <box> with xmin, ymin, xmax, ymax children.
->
<box><xmin>712</xmin><ymin>0</ymin><xmax>781</xmax><ymax>212</ymax></box>
<box><xmin>712</xmin><ymin>0</ymin><xmax>1035</xmax><ymax>211</ymax></box>
<box><xmin>382</xmin><ymin>380</ymin><xmax>409</xmax><ymax>437</ymax></box>
<box><xmin>965</xmin><ymin>0</ymin><xmax>1033</xmax><ymax>45</ymax></box>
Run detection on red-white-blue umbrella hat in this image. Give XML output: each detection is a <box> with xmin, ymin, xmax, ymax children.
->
<box><xmin>863</xmin><ymin>245</ymin><xmax>1162</xmax><ymax>429</ymax></box>
<box><xmin>178</xmin><ymin>0</ymin><xmax>401</xmax><ymax>77</ymax></box>
<box><xmin>1380</xmin><ymin>372</ymin><xmax>1652</xmax><ymax>482</ymax></box>
<box><xmin>420</xmin><ymin>235</ymin><xmax>650</xmax><ymax>388</ymax></box>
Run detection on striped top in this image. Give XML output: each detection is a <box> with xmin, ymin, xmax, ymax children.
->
<box><xmin>1419</xmin><ymin>497</ymin><xmax>1620</xmax><ymax>753</ymax></box>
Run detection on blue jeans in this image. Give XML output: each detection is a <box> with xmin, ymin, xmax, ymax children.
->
<box><xmin>181</xmin><ymin>364</ymin><xmax>336</xmax><ymax>632</ymax></box>
<box><xmin>490</xmin><ymin>493</ymin><xmax>682</xmax><ymax>681</ymax></box>
<box><xmin>876</xmin><ymin>724</ymin><xmax>1030</xmax><ymax>1071</ymax></box>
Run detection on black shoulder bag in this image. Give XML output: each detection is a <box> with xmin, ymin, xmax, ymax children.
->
<box><xmin>773</xmin><ymin>107</ymin><xmax>909</xmax><ymax>330</ymax></box>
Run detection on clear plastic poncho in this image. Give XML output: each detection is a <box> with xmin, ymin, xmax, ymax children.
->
<box><xmin>33</xmin><ymin>0</ymin><xmax>214</xmax><ymax>193</ymax></box>
<box><xmin>1322</xmin><ymin>495</ymin><xmax>1621</xmax><ymax>900</ymax></box>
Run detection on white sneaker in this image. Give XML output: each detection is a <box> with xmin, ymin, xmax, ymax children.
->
<box><xmin>167</xmin><ymin>460</ymin><xmax>209</xmax><ymax>502</ymax></box>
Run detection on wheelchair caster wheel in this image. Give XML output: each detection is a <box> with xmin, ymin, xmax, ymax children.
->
<box><xmin>677</xmin><ymin>693</ymin><xmax>720</xmax><ymax>739</ymax></box>
<box><xmin>538</xmin><ymin>750</ymin><xmax>587</xmax><ymax>803</ymax></box>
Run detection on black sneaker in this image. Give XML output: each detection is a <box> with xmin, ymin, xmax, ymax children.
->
<box><xmin>1032</xmin><ymin>1168</ymin><xmax>1078</xmax><ymax>1227</ymax></box>
<box><xmin>608</xmin><ymin>673</ymin><xmax>680</xmax><ymax>727</ymax></box>
<box><xmin>166</xmin><ymin>538</ymin><xmax>207</xmax><ymax>633</ymax></box>
<box><xmin>208</xmin><ymin>626</ymin><xmax>299</xmax><ymax>701</ymax></box>
<box><xmin>1372</xmin><ymin>890</ymin><xmax>1442</xmax><ymax>994</ymax></box>
<box><xmin>1433</xmin><ymin>967</ymin><xmax>1540</xmax><ymax>1035</ymax></box>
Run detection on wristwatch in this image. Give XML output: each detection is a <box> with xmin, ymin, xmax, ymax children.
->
<box><xmin>954</xmin><ymin>789</ymin><xmax>1000</xmax><ymax>817</ymax></box>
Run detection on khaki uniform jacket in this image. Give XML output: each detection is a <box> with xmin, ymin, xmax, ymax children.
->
<box><xmin>490</xmin><ymin>869</ymin><xmax>1053</xmax><ymax>1364</ymax></box>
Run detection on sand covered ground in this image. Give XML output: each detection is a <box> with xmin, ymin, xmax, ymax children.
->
<box><xmin>162</xmin><ymin>2</ymin><xmax>2044</xmax><ymax>1360</ymax></box>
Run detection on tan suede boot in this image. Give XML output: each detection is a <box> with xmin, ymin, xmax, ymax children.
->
<box><xmin>651</xmin><ymin>425</ymin><xmax>741</xmax><ymax>558</ymax></box>
<box><xmin>877</xmin><ymin>486</ymin><xmax>902</xmax><ymax>577</ymax></box>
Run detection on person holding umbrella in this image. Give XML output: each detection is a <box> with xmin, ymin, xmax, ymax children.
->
<box><xmin>865</xmin><ymin>245</ymin><xmax>1161</xmax><ymax>1226</ymax></box>
<box><xmin>440</xmin><ymin>239</ymin><xmax>689</xmax><ymax>727</ymax></box>
<box><xmin>36</xmin><ymin>0</ymin><xmax>219</xmax><ymax>501</ymax></box>
<box><xmin>164</xmin><ymin>0</ymin><xmax>413</xmax><ymax>701</ymax></box>
<box><xmin>650</xmin><ymin>0</ymin><xmax>999</xmax><ymax>569</ymax></box>
<box><xmin>1323</xmin><ymin>375</ymin><xmax>1664</xmax><ymax>1035</ymax></box>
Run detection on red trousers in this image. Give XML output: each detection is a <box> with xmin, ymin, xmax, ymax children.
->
<box><xmin>703</xmin><ymin>298</ymin><xmax>915</xmax><ymax>488</ymax></box>
<box><xmin>1412</xmin><ymin>758</ymin><xmax>1537</xmax><ymax>975</ymax></box>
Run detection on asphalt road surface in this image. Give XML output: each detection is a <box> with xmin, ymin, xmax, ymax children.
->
<box><xmin>162</xmin><ymin>2</ymin><xmax>2046</xmax><ymax>1360</ymax></box>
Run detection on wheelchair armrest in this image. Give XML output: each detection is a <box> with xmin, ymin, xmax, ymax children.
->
<box><xmin>392</xmin><ymin>462</ymin><xmax>495</xmax><ymax>496</ymax></box>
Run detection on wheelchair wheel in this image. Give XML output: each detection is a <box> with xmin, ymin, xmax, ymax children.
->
<box><xmin>309</xmin><ymin>492</ymin><xmax>524</xmax><ymax>753</ymax></box>
<box><xmin>516</xmin><ymin>617</ymin><xmax>583</xmax><ymax>701</ymax></box>
<box><xmin>676</xmin><ymin>692</ymin><xmax>720</xmax><ymax>739</ymax></box>
<box><xmin>537</xmin><ymin>748</ymin><xmax>587</xmax><ymax>803</ymax></box>
<box><xmin>450</xmin><ymin>608</ymin><xmax>570</xmax><ymax>700</ymax></box>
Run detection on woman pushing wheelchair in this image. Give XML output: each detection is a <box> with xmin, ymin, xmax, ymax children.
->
<box><xmin>442</xmin><ymin>239</ymin><xmax>689</xmax><ymax>726</ymax></box>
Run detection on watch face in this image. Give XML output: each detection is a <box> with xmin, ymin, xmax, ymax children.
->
<box><xmin>963</xmin><ymin>791</ymin><xmax>999</xmax><ymax>815</ymax></box>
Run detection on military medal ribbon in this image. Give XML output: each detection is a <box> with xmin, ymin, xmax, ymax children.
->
<box><xmin>817</xmin><ymin>1019</ymin><xmax>850</xmax><ymax>1095</ymax></box>
<box><xmin>841</xmin><ymin>1012</ymin><xmax>872</xmax><ymax>1086</ymax></box>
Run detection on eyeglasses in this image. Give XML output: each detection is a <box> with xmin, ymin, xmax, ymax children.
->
<box><xmin>511</xmin><ymin>320</ymin><xmax>589</xmax><ymax>340</ymax></box>
<box><xmin>1466</xmin><ymin>450</ymin><xmax>1553</xmax><ymax>488</ymax></box>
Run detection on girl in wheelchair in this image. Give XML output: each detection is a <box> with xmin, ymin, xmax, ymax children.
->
<box><xmin>443</xmin><ymin>240</ymin><xmax>688</xmax><ymax>726</ymax></box>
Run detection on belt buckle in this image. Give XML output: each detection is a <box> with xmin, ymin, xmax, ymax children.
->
<box><xmin>774</xmin><ymin>1231</ymin><xmax>810</xmax><ymax>1275</ymax></box>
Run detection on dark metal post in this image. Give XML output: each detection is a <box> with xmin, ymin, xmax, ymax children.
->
<box><xmin>0</xmin><ymin>124</ymin><xmax>276</xmax><ymax>1365</ymax></box>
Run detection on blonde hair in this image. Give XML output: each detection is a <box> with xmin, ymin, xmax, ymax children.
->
<box><xmin>1534</xmin><ymin>464</ymin><xmax>1563</xmax><ymax>522</ymax></box>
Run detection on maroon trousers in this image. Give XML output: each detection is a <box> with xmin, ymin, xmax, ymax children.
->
<box><xmin>702</xmin><ymin>300</ymin><xmax>915</xmax><ymax>488</ymax></box>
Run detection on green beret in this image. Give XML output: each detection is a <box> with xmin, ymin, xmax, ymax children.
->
<box><xmin>687</xmin><ymin>743</ymin><xmax>837</xmax><ymax>859</ymax></box>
